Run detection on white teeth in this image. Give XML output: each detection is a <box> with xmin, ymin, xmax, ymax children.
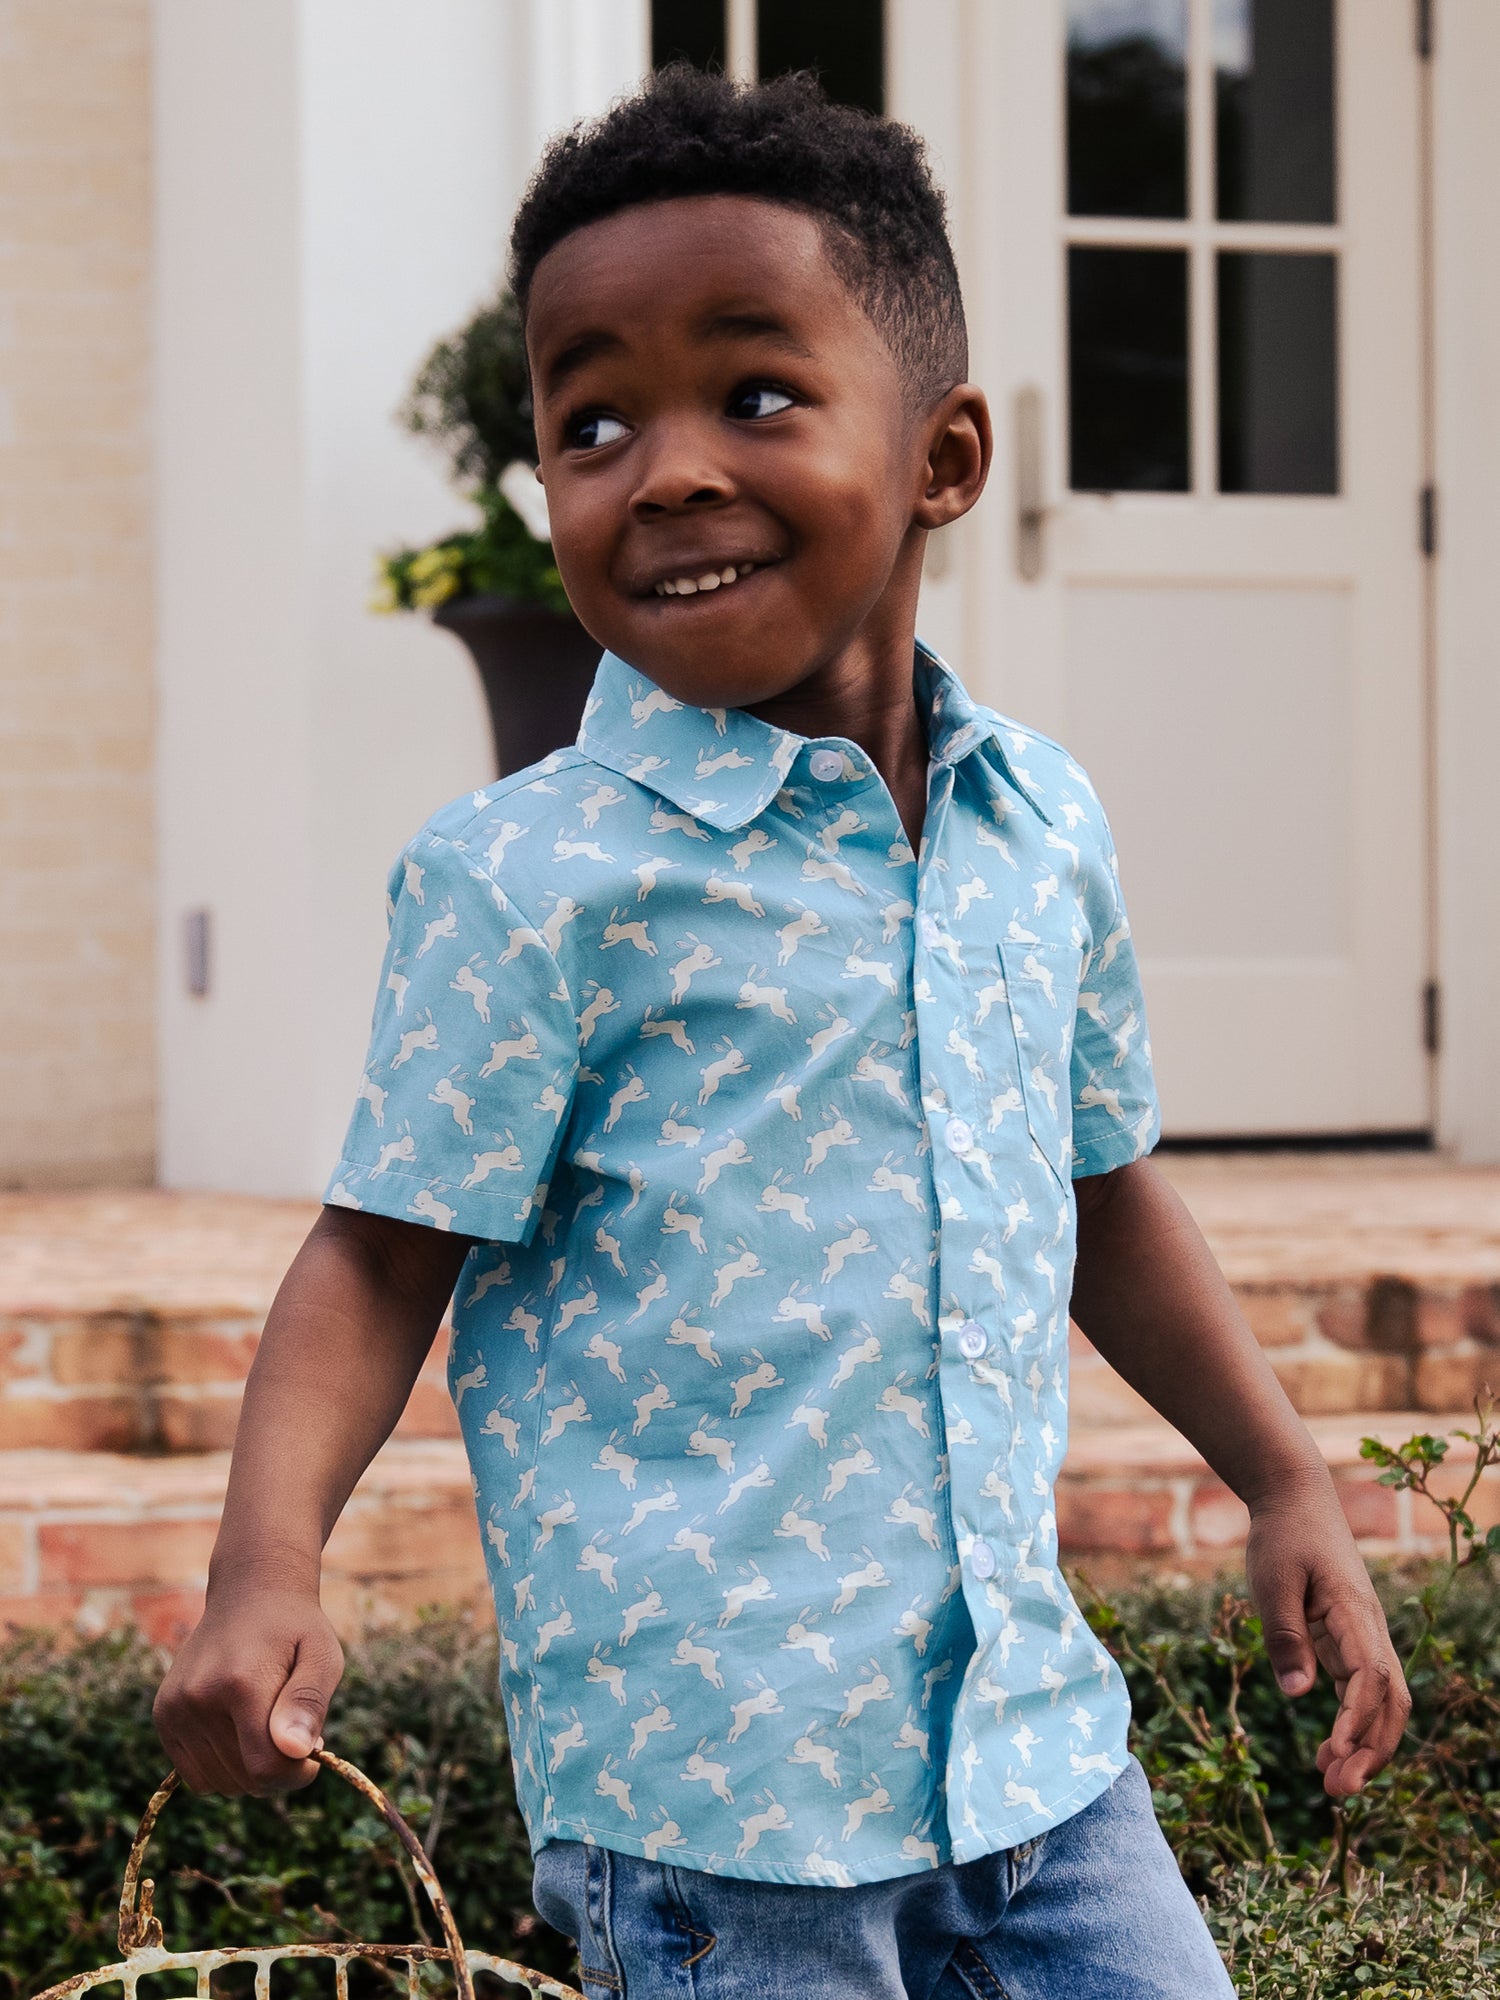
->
<box><xmin>653</xmin><ymin>561</ymin><xmax>760</xmax><ymax>599</ymax></box>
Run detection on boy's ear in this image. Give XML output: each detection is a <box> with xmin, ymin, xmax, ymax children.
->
<box><xmin>914</xmin><ymin>385</ymin><xmax>993</xmax><ymax>531</ymax></box>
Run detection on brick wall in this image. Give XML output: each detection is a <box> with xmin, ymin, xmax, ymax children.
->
<box><xmin>0</xmin><ymin>1</ymin><xmax>155</xmax><ymax>1186</ymax></box>
<box><xmin>0</xmin><ymin>1301</ymin><xmax>459</xmax><ymax>1452</ymax></box>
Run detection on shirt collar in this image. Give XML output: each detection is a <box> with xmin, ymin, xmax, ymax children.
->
<box><xmin>576</xmin><ymin>643</ymin><xmax>1047</xmax><ymax>831</ymax></box>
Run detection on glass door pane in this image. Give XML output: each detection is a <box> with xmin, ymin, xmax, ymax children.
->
<box><xmin>652</xmin><ymin>0</ymin><xmax>727</xmax><ymax>71</ymax></box>
<box><xmin>1068</xmin><ymin>247</ymin><xmax>1190</xmax><ymax>491</ymax></box>
<box><xmin>1214</xmin><ymin>0</ymin><xmax>1336</xmax><ymax>222</ymax></box>
<box><xmin>1218</xmin><ymin>252</ymin><xmax>1338</xmax><ymax>493</ymax></box>
<box><xmin>758</xmin><ymin>0</ymin><xmax>884</xmax><ymax>114</ymax></box>
<box><xmin>1067</xmin><ymin>0</ymin><xmax>1188</xmax><ymax>217</ymax></box>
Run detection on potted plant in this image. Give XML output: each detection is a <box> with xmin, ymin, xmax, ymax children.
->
<box><xmin>373</xmin><ymin>291</ymin><xmax>601</xmax><ymax>776</ymax></box>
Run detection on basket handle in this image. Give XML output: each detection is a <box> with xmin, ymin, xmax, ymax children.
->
<box><xmin>118</xmin><ymin>1746</ymin><xmax>475</xmax><ymax>2000</ymax></box>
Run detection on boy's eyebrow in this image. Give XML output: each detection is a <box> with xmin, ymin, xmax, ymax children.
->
<box><xmin>540</xmin><ymin>328</ymin><xmax>625</xmax><ymax>397</ymax></box>
<box><xmin>696</xmin><ymin>310</ymin><xmax>815</xmax><ymax>359</ymax></box>
<box><xmin>540</xmin><ymin>310</ymin><xmax>815</xmax><ymax>398</ymax></box>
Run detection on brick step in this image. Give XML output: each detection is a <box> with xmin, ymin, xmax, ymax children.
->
<box><xmin>0</xmin><ymin>1308</ymin><xmax>458</xmax><ymax>1451</ymax></box>
<box><xmin>1068</xmin><ymin>1277</ymin><xmax>1500</xmax><ymax>1425</ymax></box>
<box><xmin>7</xmin><ymin>1288</ymin><xmax>1496</xmax><ymax>1454</ymax></box>
<box><xmin>4</xmin><ymin>1169</ymin><xmax>1500</xmax><ymax>1448</ymax></box>
<box><xmin>0</xmin><ymin>1191</ymin><xmax>456</xmax><ymax>1451</ymax></box>
<box><xmin>0</xmin><ymin>1440</ymin><xmax>485</xmax><ymax>1644</ymax></box>
<box><xmin>1076</xmin><ymin>1153</ymin><xmax>1500</xmax><ymax>1424</ymax></box>
<box><xmin>1059</xmin><ymin>1409</ymin><xmax>1497</xmax><ymax>1579</ymax></box>
<box><xmin>2</xmin><ymin>1410</ymin><xmax>1487</xmax><ymax>1642</ymax></box>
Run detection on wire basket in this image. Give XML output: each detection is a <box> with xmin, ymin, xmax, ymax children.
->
<box><xmin>28</xmin><ymin>1746</ymin><xmax>584</xmax><ymax>2000</ymax></box>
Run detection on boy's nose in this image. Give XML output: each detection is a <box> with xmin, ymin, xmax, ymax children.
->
<box><xmin>628</xmin><ymin>427</ymin><xmax>734</xmax><ymax>518</ymax></box>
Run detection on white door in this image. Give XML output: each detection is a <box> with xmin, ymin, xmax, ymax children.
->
<box><xmin>903</xmin><ymin>0</ymin><xmax>1431</xmax><ymax>1138</ymax></box>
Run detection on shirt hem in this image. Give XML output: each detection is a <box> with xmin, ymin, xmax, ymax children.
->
<box><xmin>1070</xmin><ymin>1119</ymin><xmax>1159</xmax><ymax>1180</ymax></box>
<box><xmin>526</xmin><ymin>1755</ymin><xmax>1130</xmax><ymax>1888</ymax></box>
<box><xmin>321</xmin><ymin>1157</ymin><xmax>535</xmax><ymax>1243</ymax></box>
<box><xmin>949</xmin><ymin>1757</ymin><xmax>1127</xmax><ymax>1865</ymax></box>
<box><xmin>531</xmin><ymin>1813</ymin><xmax>951</xmax><ymax>1887</ymax></box>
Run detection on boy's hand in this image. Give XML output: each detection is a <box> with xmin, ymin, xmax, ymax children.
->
<box><xmin>151</xmin><ymin>1209</ymin><xmax>463</xmax><ymax>1794</ymax></box>
<box><xmin>1244</xmin><ymin>1476</ymin><xmax>1411</xmax><ymax>1798</ymax></box>
<box><xmin>153</xmin><ymin>1587</ymin><xmax>345</xmax><ymax>1795</ymax></box>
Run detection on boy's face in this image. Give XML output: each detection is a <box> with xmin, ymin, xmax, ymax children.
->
<box><xmin>524</xmin><ymin>195</ymin><xmax>986</xmax><ymax>712</ymax></box>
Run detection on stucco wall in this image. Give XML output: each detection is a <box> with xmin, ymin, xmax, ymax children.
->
<box><xmin>0</xmin><ymin>1</ymin><xmax>155</xmax><ymax>1185</ymax></box>
<box><xmin>1433</xmin><ymin>4</ymin><xmax>1500</xmax><ymax>1165</ymax></box>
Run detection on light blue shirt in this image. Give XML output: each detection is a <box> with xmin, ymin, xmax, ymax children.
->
<box><xmin>326</xmin><ymin>645</ymin><xmax>1160</xmax><ymax>1885</ymax></box>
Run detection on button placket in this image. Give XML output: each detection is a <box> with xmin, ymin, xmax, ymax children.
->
<box><xmin>944</xmin><ymin>1115</ymin><xmax>974</xmax><ymax>1157</ymax></box>
<box><xmin>915</xmin><ymin>770</ymin><xmax>1019</xmax><ymax>1651</ymax></box>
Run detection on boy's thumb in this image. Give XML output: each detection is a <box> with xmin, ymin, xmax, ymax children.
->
<box><xmin>1262</xmin><ymin>1611</ymin><xmax>1317</xmax><ymax>1696</ymax></box>
<box><xmin>267</xmin><ymin>1633</ymin><xmax>342</xmax><ymax>1761</ymax></box>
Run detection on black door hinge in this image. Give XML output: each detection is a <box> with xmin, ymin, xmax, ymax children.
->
<box><xmin>1419</xmin><ymin>483</ymin><xmax>1438</xmax><ymax>557</ymax></box>
<box><xmin>1423</xmin><ymin>980</ymin><xmax>1441</xmax><ymax>1056</ymax></box>
<box><xmin>1416</xmin><ymin>0</ymin><xmax>1434</xmax><ymax>59</ymax></box>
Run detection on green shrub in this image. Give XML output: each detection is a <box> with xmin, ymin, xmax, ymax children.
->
<box><xmin>1207</xmin><ymin>1867</ymin><xmax>1500</xmax><ymax>1999</ymax></box>
<box><xmin>0</xmin><ymin>1612</ymin><xmax>571</xmax><ymax>1999</ymax></box>
<box><xmin>373</xmin><ymin>289</ymin><xmax>573</xmax><ymax>619</ymax></box>
<box><xmin>374</xmin><ymin>488</ymin><xmax>569</xmax><ymax>616</ymax></box>
<box><xmin>4</xmin><ymin>1564</ymin><xmax>1500</xmax><ymax>1998</ymax></box>
<box><xmin>1082</xmin><ymin>1566</ymin><xmax>1500</xmax><ymax>1890</ymax></box>
<box><xmin>399</xmin><ymin>293</ymin><xmax>536</xmax><ymax>492</ymax></box>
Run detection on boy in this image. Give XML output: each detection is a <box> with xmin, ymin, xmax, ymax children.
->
<box><xmin>156</xmin><ymin>68</ymin><xmax>1408</xmax><ymax>1999</ymax></box>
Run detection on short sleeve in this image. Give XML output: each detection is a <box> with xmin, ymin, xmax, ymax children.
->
<box><xmin>1068</xmin><ymin>806</ymin><xmax>1160</xmax><ymax>1179</ymax></box>
<box><xmin>323</xmin><ymin>829</ymin><xmax>580</xmax><ymax>1240</ymax></box>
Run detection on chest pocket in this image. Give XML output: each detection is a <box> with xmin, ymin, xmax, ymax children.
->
<box><xmin>997</xmin><ymin>938</ymin><xmax>1084</xmax><ymax>1192</ymax></box>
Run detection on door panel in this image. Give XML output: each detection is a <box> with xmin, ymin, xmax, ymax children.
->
<box><xmin>1064</xmin><ymin>584</ymin><xmax>1353</xmax><ymax>960</ymax></box>
<box><xmin>942</xmin><ymin>0</ymin><xmax>1427</xmax><ymax>1136</ymax></box>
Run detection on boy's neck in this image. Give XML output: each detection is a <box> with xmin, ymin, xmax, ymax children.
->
<box><xmin>742</xmin><ymin>604</ymin><xmax>931</xmax><ymax>852</ymax></box>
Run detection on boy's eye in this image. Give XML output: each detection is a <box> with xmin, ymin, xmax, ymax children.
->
<box><xmin>728</xmin><ymin>384</ymin><xmax>796</xmax><ymax>421</ymax></box>
<box><xmin>568</xmin><ymin>412</ymin><xmax>630</xmax><ymax>450</ymax></box>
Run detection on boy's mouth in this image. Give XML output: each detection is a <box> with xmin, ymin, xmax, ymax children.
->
<box><xmin>633</xmin><ymin>553</ymin><xmax>784</xmax><ymax>602</ymax></box>
<box><xmin>653</xmin><ymin>561</ymin><xmax>760</xmax><ymax>599</ymax></box>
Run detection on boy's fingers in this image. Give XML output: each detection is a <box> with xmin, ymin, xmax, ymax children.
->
<box><xmin>164</xmin><ymin>1704</ymin><xmax>250</xmax><ymax>1797</ymax></box>
<box><xmin>178</xmin><ymin>1738</ymin><xmax>248</xmax><ymax>1798</ymax></box>
<box><xmin>1253</xmin><ymin>1545</ymin><xmax>1410</xmax><ymax>1793</ymax></box>
<box><xmin>1322</xmin><ymin>1735</ymin><xmax>1390</xmax><ymax>1797</ymax></box>
<box><xmin>1316</xmin><ymin>1629</ymin><xmax>1410</xmax><ymax>1795</ymax></box>
<box><xmin>264</xmin><ymin>1628</ymin><xmax>344</xmax><ymax>1777</ymax></box>
<box><xmin>1253</xmin><ymin>1566</ymin><xmax>1318</xmax><ymax>1695</ymax></box>
<box><xmin>154</xmin><ymin>1680</ymin><xmax>242</xmax><ymax>1796</ymax></box>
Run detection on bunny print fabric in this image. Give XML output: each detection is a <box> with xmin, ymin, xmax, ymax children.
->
<box><xmin>325</xmin><ymin>644</ymin><xmax>1159</xmax><ymax>1885</ymax></box>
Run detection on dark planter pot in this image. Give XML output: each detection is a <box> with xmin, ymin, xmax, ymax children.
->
<box><xmin>432</xmin><ymin>593</ymin><xmax>601</xmax><ymax>778</ymax></box>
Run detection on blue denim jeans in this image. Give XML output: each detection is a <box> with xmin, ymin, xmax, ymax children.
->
<box><xmin>531</xmin><ymin>1756</ymin><xmax>1235</xmax><ymax>1999</ymax></box>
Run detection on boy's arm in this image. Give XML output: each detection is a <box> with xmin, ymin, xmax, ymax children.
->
<box><xmin>1069</xmin><ymin>1157</ymin><xmax>1411</xmax><ymax>1797</ymax></box>
<box><xmin>153</xmin><ymin>1207</ymin><xmax>471</xmax><ymax>1795</ymax></box>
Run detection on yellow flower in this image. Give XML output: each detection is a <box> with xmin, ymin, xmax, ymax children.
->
<box><xmin>407</xmin><ymin>544</ymin><xmax>465</xmax><ymax>609</ymax></box>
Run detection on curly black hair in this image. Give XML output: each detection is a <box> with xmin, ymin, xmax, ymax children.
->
<box><xmin>509</xmin><ymin>65</ymin><xmax>967</xmax><ymax>404</ymax></box>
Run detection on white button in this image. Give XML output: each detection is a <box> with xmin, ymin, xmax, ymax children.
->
<box><xmin>970</xmin><ymin>1539</ymin><xmax>998</xmax><ymax>1581</ymax></box>
<box><xmin>945</xmin><ymin>1116</ymin><xmax>974</xmax><ymax>1156</ymax></box>
<box><xmin>918</xmin><ymin>913</ymin><xmax>940</xmax><ymax>947</ymax></box>
<box><xmin>958</xmin><ymin>1321</ymin><xmax>988</xmax><ymax>1360</ymax></box>
<box><xmin>808</xmin><ymin>747</ymin><xmax>844</xmax><ymax>783</ymax></box>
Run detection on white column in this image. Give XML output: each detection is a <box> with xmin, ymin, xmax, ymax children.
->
<box><xmin>1431</xmin><ymin>6</ymin><xmax>1500</xmax><ymax>1164</ymax></box>
<box><xmin>154</xmin><ymin>0</ymin><xmax>648</xmax><ymax>1195</ymax></box>
<box><xmin>509</xmin><ymin>0</ymin><xmax>650</xmax><ymax>178</ymax></box>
